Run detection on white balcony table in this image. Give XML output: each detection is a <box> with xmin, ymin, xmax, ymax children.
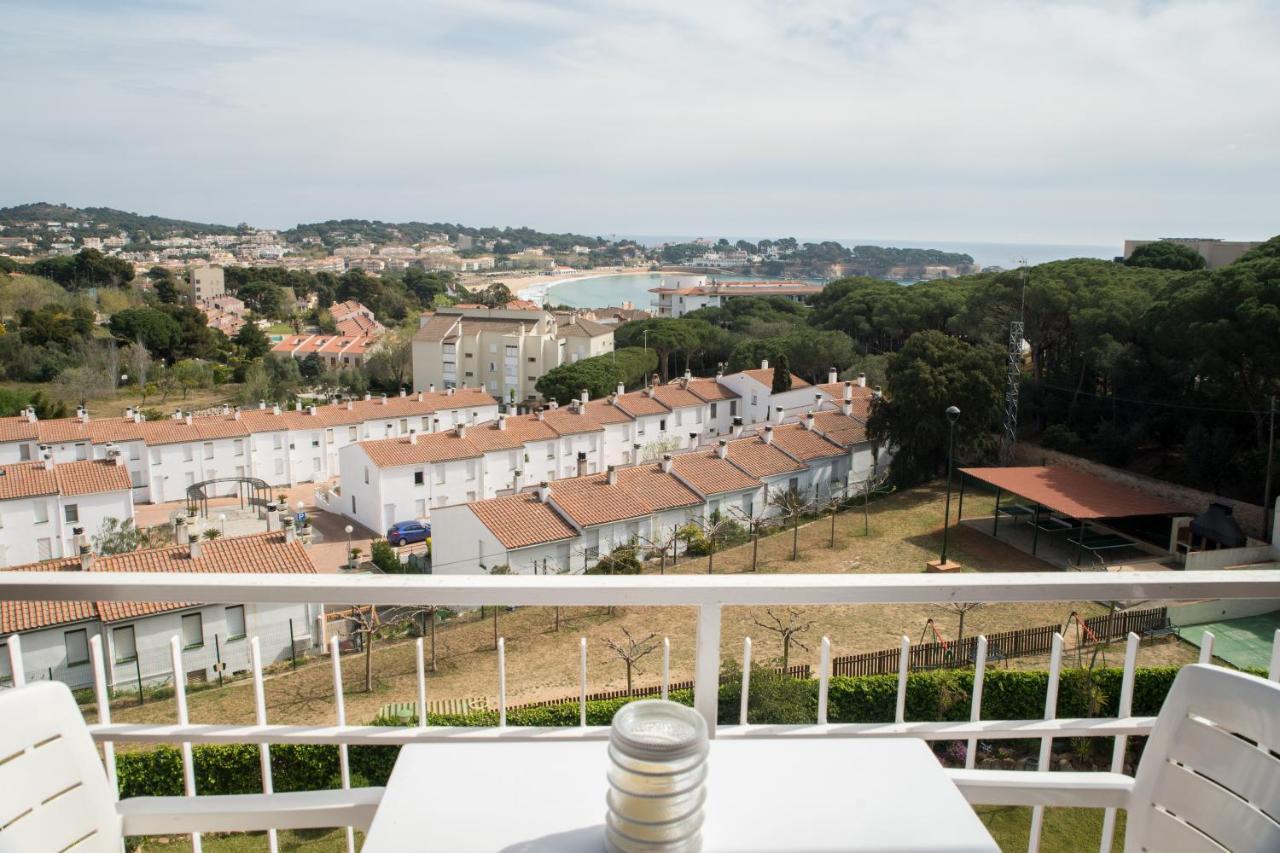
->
<box><xmin>362</xmin><ymin>736</ymin><xmax>999</xmax><ymax>852</ymax></box>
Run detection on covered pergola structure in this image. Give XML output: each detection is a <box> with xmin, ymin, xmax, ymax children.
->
<box><xmin>956</xmin><ymin>466</ymin><xmax>1188</xmax><ymax>568</ymax></box>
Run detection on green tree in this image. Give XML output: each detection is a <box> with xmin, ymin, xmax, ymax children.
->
<box><xmin>1125</xmin><ymin>241</ymin><xmax>1206</xmax><ymax>271</ymax></box>
<box><xmin>771</xmin><ymin>353</ymin><xmax>792</xmax><ymax>393</ymax></box>
<box><xmin>107</xmin><ymin>308</ymin><xmax>184</xmax><ymax>360</ymax></box>
<box><xmin>535</xmin><ymin>347</ymin><xmax>657</xmax><ymax>404</ymax></box>
<box><xmin>233</xmin><ymin>321</ymin><xmax>270</xmax><ymax>360</ymax></box>
<box><xmin>868</xmin><ymin>331</ymin><xmax>1004</xmax><ymax>486</ymax></box>
<box><xmin>237</xmin><ymin>281</ymin><xmax>288</xmax><ymax>317</ymax></box>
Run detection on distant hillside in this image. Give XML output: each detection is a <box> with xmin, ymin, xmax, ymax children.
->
<box><xmin>0</xmin><ymin>203</ymin><xmax>239</xmax><ymax>238</ymax></box>
<box><xmin>284</xmin><ymin>219</ymin><xmax>614</xmax><ymax>252</ymax></box>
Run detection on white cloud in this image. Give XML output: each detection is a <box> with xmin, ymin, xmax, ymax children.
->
<box><xmin>0</xmin><ymin>0</ymin><xmax>1276</xmax><ymax>243</ymax></box>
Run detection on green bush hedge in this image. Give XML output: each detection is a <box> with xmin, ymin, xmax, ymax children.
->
<box><xmin>113</xmin><ymin>666</ymin><xmax>1198</xmax><ymax>798</ymax></box>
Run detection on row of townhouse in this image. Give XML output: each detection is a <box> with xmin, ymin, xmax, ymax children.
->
<box><xmin>0</xmin><ymin>532</ymin><xmax>317</xmax><ymax>692</ymax></box>
<box><xmin>0</xmin><ymin>457</ymin><xmax>134</xmax><ymax>567</ymax></box>
<box><xmin>429</xmin><ymin>410</ymin><xmax>880</xmax><ymax>575</ymax></box>
<box><xmin>0</xmin><ymin>389</ymin><xmax>498</xmax><ymax>504</ymax></box>
<box><xmin>337</xmin><ymin>364</ymin><xmax>880</xmax><ymax>533</ymax></box>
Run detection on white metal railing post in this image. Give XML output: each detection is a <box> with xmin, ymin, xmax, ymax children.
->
<box><xmin>88</xmin><ymin>636</ymin><xmax>116</xmax><ymax>793</ymax></box>
<box><xmin>1099</xmin><ymin>632</ymin><xmax>1139</xmax><ymax>853</ymax></box>
<box><xmin>694</xmin><ymin>604</ymin><xmax>721</xmax><ymax>736</ymax></box>
<box><xmin>7</xmin><ymin>633</ymin><xmax>24</xmax><ymax>687</ymax></box>
<box><xmin>329</xmin><ymin>636</ymin><xmax>355</xmax><ymax>853</ymax></box>
<box><xmin>1198</xmin><ymin>630</ymin><xmax>1215</xmax><ymax>663</ymax></box>
<box><xmin>168</xmin><ymin>636</ymin><xmax>201</xmax><ymax>853</ymax></box>
<box><xmin>1269</xmin><ymin>629</ymin><xmax>1280</xmax><ymax>681</ymax></box>
<box><xmin>249</xmin><ymin>637</ymin><xmax>279</xmax><ymax>853</ymax></box>
<box><xmin>965</xmin><ymin>635</ymin><xmax>988</xmax><ymax>770</ymax></box>
<box><xmin>817</xmin><ymin>636</ymin><xmax>831</xmax><ymax>725</ymax></box>
<box><xmin>579</xmin><ymin>638</ymin><xmax>587</xmax><ymax>727</ymax></box>
<box><xmin>498</xmin><ymin>637</ymin><xmax>507</xmax><ymax>728</ymax></box>
<box><xmin>895</xmin><ymin>635</ymin><xmax>910</xmax><ymax>724</ymax></box>
<box><xmin>740</xmin><ymin>637</ymin><xmax>752</xmax><ymax>725</ymax></box>
<box><xmin>661</xmin><ymin>637</ymin><xmax>670</xmax><ymax>700</ymax></box>
<box><xmin>1028</xmin><ymin>632</ymin><xmax>1064</xmax><ymax>853</ymax></box>
<box><xmin>415</xmin><ymin>638</ymin><xmax>427</xmax><ymax>727</ymax></box>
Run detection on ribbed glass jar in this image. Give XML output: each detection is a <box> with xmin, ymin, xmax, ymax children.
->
<box><xmin>605</xmin><ymin>700</ymin><xmax>708</xmax><ymax>853</ymax></box>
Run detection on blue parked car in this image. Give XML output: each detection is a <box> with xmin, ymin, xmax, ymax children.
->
<box><xmin>386</xmin><ymin>520</ymin><xmax>431</xmax><ymax>546</ymax></box>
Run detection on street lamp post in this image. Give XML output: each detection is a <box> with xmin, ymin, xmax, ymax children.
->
<box><xmin>940</xmin><ymin>405</ymin><xmax>961</xmax><ymax>566</ymax></box>
<box><xmin>642</xmin><ymin>329</ymin><xmax>649</xmax><ymax>387</ymax></box>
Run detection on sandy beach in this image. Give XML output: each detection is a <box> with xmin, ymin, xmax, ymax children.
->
<box><xmin>458</xmin><ymin>266</ymin><xmax>650</xmax><ymax>304</ymax></box>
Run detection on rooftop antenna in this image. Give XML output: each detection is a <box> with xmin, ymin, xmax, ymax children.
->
<box><xmin>999</xmin><ymin>258</ymin><xmax>1028</xmax><ymax>466</ymax></box>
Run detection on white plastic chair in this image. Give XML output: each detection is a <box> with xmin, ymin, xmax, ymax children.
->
<box><xmin>0</xmin><ymin>681</ymin><xmax>382</xmax><ymax>852</ymax></box>
<box><xmin>949</xmin><ymin>663</ymin><xmax>1280</xmax><ymax>852</ymax></box>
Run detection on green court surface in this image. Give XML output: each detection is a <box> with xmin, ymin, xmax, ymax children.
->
<box><xmin>1179</xmin><ymin>612</ymin><xmax>1280</xmax><ymax>672</ymax></box>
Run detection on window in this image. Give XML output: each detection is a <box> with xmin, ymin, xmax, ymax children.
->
<box><xmin>742</xmin><ymin>493</ymin><xmax>754</xmax><ymax>517</ymax></box>
<box><xmin>466</xmin><ymin>461</ymin><xmax>476</xmax><ymax>481</ymax></box>
<box><xmin>18</xmin><ymin>444</ymin><xmax>30</xmax><ymax>461</ymax></box>
<box><xmin>415</xmin><ymin>498</ymin><xmax>426</xmax><ymax>517</ymax></box>
<box><xmin>184</xmin><ymin>445</ymin><xmax>195</xmax><ymax>463</ymax></box>
<box><xmin>348</xmin><ymin>426</ymin><xmax>358</xmax><ymax>441</ymax></box>
<box><xmin>75</xmin><ymin>443</ymin><xmax>88</xmax><ymax>461</ymax></box>
<box><xmin>34</xmin><ymin>501</ymin><xmax>48</xmax><ymax>524</ymax></box>
<box><xmin>659</xmin><ymin>419</ymin><xmax>667</xmax><ymax>432</ymax></box>
<box><xmin>489</xmin><ymin>343</ymin><xmax>497</xmax><ymax>353</ymax></box>
<box><xmin>182</xmin><ymin>613</ymin><xmax>204</xmax><ymax>648</ymax></box>
<box><xmin>113</xmin><ymin>625</ymin><xmax>137</xmax><ymax>663</ymax></box>
<box><xmin>37</xmin><ymin>538</ymin><xmax>52</xmax><ymax>560</ymax></box>
<box><xmin>225</xmin><ymin>605</ymin><xmax>246</xmax><ymax>640</ymax></box>
<box><xmin>311</xmin><ymin>433</ymin><xmax>320</xmax><ymax>448</ymax></box>
<box><xmin>414</xmin><ymin>470</ymin><xmax>425</xmax><ymax>486</ymax></box>
<box><xmin>64</xmin><ymin>629</ymin><xmax>89</xmax><ymax>667</ymax></box>
<box><xmin>64</xmin><ymin>503</ymin><xmax>78</xmax><ymax>523</ymax></box>
<box><xmin>274</xmin><ymin>458</ymin><xmax>285</xmax><ymax>475</ymax></box>
<box><xmin>545</xmin><ymin>444</ymin><xmax>554</xmax><ymax>460</ymax></box>
<box><xmin>789</xmin><ymin>477</ymin><xmax>800</xmax><ymax>493</ymax></box>
<box><xmin>696</xmin><ymin>409</ymin><xmax>704</xmax><ymax>424</ymax></box>
<box><xmin>750</xmin><ymin>393</ymin><xmax>758</xmax><ymax>407</ymax></box>
<box><xmin>129</xmin><ymin>444</ymin><xmax>140</xmax><ymax>461</ymax></box>
<box><xmin>730</xmin><ymin>401</ymin><xmax>738</xmax><ymax>417</ymax></box>
<box><xmin>152</xmin><ymin>449</ymin><xmax>162</xmax><ymax>465</ymax></box>
<box><xmin>399</xmin><ymin>419</ymin><xmax>408</xmax><ymax>433</ymax></box>
<box><xmin>203</xmin><ymin>442</ymin><xmax>213</xmax><ymax>460</ymax></box>
<box><xmin>464</xmin><ymin>352</ymin><xmax>473</xmax><ymax>359</ymax></box>
<box><xmin>351</xmin><ymin>495</ymin><xmax>357</xmax><ymax>513</ymax></box>
<box><xmin>234</xmin><ymin>439</ymin><xmax>244</xmax><ymax>457</ymax></box>
<box><xmin>274</xmin><ymin>433</ymin><xmax>284</xmax><ymax>450</ymax></box>
<box><xmin>420</xmin><ymin>417</ymin><xmax>430</xmax><ymax>431</ymax></box>
<box><xmin>0</xmin><ymin>645</ymin><xmax>10</xmax><ymax>683</ymax></box>
<box><xmin>638</xmin><ymin>421</ymin><xmax>646</xmax><ymax>435</ymax></box>
<box><xmin>434</xmin><ymin>466</ymin><xmax>446</xmax><ymax>486</ymax></box>
<box><xmin>710</xmin><ymin>403</ymin><xmax>718</xmax><ymax>419</ymax></box>
<box><xmin>489</xmin><ymin>362</ymin><xmax>496</xmax><ymax>373</ymax></box>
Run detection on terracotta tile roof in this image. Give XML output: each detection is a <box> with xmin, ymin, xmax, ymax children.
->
<box><xmin>413</xmin><ymin>313</ymin><xmax>462</xmax><ymax>343</ymax></box>
<box><xmin>0</xmin><ymin>416</ymin><xmax>38</xmax><ymax>443</ymax></box>
<box><xmin>133</xmin><ymin>416</ymin><xmax>250</xmax><ymax>446</ymax></box>
<box><xmin>545</xmin><ymin>473</ymin><xmax>651</xmax><ymax>528</ymax></box>
<box><xmin>724</xmin><ymin>435</ymin><xmax>806</xmax><ymax>478</ymax></box>
<box><xmin>671</xmin><ymin>451</ymin><xmax>761</xmax><ymax>496</ymax></box>
<box><xmin>0</xmin><ymin>532</ymin><xmax>315</xmax><ymax>633</ymax></box>
<box><xmin>557</xmin><ymin>316</ymin><xmax>613</xmax><ymax>337</ymax></box>
<box><xmin>613</xmin><ymin>390</ymin><xmax>670</xmax><ymax>417</ymax></box>
<box><xmin>684</xmin><ymin>379</ymin><xmax>739</xmax><ymax>402</ymax></box>
<box><xmin>462</xmin><ymin>420</ymin><xmax>529</xmax><ymax>452</ymax></box>
<box><xmin>957</xmin><ymin>466</ymin><xmax>1188</xmax><ymax>520</ymax></box>
<box><xmin>616</xmin><ymin>464</ymin><xmax>703</xmax><ymax>512</ymax></box>
<box><xmin>811</xmin><ymin>412</ymin><xmax>868</xmax><ymax>447</ymax></box>
<box><xmin>539</xmin><ymin>405</ymin><xmax>608</xmax><ymax>436</ymax></box>
<box><xmin>469</xmin><ymin>492</ymin><xmax>578</xmax><ymax>549</ymax></box>
<box><xmin>815</xmin><ymin>381</ymin><xmax>875</xmax><ymax>400</ymax></box>
<box><xmin>649</xmin><ymin>384</ymin><xmax>705</xmax><ymax>410</ymax></box>
<box><xmin>768</xmin><ymin>423</ymin><xmax>845</xmax><ymax>461</ymax></box>
<box><xmin>0</xmin><ymin>459</ymin><xmax>131</xmax><ymax>500</ymax></box>
<box><xmin>735</xmin><ymin>368</ymin><xmax>811</xmax><ymax>389</ymax></box>
<box><xmin>584</xmin><ymin>399</ymin><xmax>634</xmax><ymax>425</ymax></box>
<box><xmin>359</xmin><ymin>430</ymin><xmax>481</xmax><ymax>468</ymax></box>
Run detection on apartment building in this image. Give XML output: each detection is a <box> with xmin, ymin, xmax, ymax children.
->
<box><xmin>188</xmin><ymin>265</ymin><xmax>225</xmax><ymax>301</ymax></box>
<box><xmin>650</xmin><ymin>277</ymin><xmax>824</xmax><ymax>318</ymax></box>
<box><xmin>411</xmin><ymin>306</ymin><xmax>614</xmax><ymax>404</ymax></box>
<box><xmin>0</xmin><ymin>457</ymin><xmax>133</xmax><ymax>567</ymax></box>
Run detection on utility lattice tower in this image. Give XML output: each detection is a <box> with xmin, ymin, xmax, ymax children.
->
<box><xmin>999</xmin><ymin>261</ymin><xmax>1028</xmax><ymax>466</ymax></box>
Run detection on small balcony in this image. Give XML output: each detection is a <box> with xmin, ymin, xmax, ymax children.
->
<box><xmin>0</xmin><ymin>569</ymin><xmax>1277</xmax><ymax>852</ymax></box>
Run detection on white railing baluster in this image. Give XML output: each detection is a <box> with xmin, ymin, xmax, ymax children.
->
<box><xmin>1028</xmin><ymin>632</ymin><xmax>1063</xmax><ymax>853</ymax></box>
<box><xmin>329</xmin><ymin>636</ymin><xmax>355</xmax><ymax>853</ymax></box>
<box><xmin>661</xmin><ymin>637</ymin><xmax>670</xmax><ymax>701</ymax></box>
<box><xmin>249</xmin><ymin>637</ymin><xmax>279</xmax><ymax>853</ymax></box>
<box><xmin>88</xmin><ymin>636</ymin><xmax>116</xmax><ymax>793</ymax></box>
<box><xmin>498</xmin><ymin>637</ymin><xmax>507</xmax><ymax>728</ymax></box>
<box><xmin>579</xmin><ymin>637</ymin><xmax>587</xmax><ymax>727</ymax></box>
<box><xmin>169</xmin><ymin>636</ymin><xmax>201</xmax><ymax>853</ymax></box>
<box><xmin>1269</xmin><ymin>629</ymin><xmax>1280</xmax><ymax>681</ymax></box>
<box><xmin>694</xmin><ymin>606</ymin><xmax>721</xmax><ymax>736</ymax></box>
<box><xmin>895</xmin><ymin>635</ymin><xmax>910</xmax><ymax>725</ymax></box>
<box><xmin>965</xmin><ymin>635</ymin><xmax>987</xmax><ymax>770</ymax></box>
<box><xmin>740</xmin><ymin>638</ymin><xmax>752</xmax><ymax>725</ymax></box>
<box><xmin>817</xmin><ymin>636</ymin><xmax>831</xmax><ymax>725</ymax></box>
<box><xmin>1198</xmin><ymin>630</ymin><xmax>1215</xmax><ymax>663</ymax></box>
<box><xmin>1099</xmin><ymin>632</ymin><xmax>1139</xmax><ymax>853</ymax></box>
<box><xmin>7</xmin><ymin>633</ymin><xmax>24</xmax><ymax>687</ymax></box>
<box><xmin>415</xmin><ymin>638</ymin><xmax>427</xmax><ymax>727</ymax></box>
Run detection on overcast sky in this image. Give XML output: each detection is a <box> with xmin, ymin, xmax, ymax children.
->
<box><xmin>1</xmin><ymin>0</ymin><xmax>1276</xmax><ymax>245</ymax></box>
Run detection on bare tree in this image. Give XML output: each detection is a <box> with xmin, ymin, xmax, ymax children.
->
<box><xmin>944</xmin><ymin>602</ymin><xmax>986</xmax><ymax>642</ymax></box>
<box><xmin>694</xmin><ymin>513</ymin><xmax>744</xmax><ymax>575</ymax></box>
<box><xmin>343</xmin><ymin>604</ymin><xmax>438</xmax><ymax>690</ymax></box>
<box><xmin>730</xmin><ymin>504</ymin><xmax>772</xmax><ymax>572</ymax></box>
<box><xmin>769</xmin><ymin>486</ymin><xmax>815</xmax><ymax>561</ymax></box>
<box><xmin>131</xmin><ymin>335</ymin><xmax>151</xmax><ymax>389</ymax></box>
<box><xmin>101</xmin><ymin>339</ymin><xmax>121</xmax><ymax>391</ymax></box>
<box><xmin>751</xmin><ymin>608</ymin><xmax>815</xmax><ymax>670</ymax></box>
<box><xmin>603</xmin><ymin>628</ymin><xmax>660</xmax><ymax>695</ymax></box>
<box><xmin>820</xmin><ymin>483</ymin><xmax>848</xmax><ymax>548</ymax></box>
<box><xmin>639</xmin><ymin>526</ymin><xmax>681</xmax><ymax>575</ymax></box>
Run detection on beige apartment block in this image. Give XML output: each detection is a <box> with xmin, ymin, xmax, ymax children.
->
<box><xmin>1123</xmin><ymin>237</ymin><xmax>1263</xmax><ymax>269</ymax></box>
<box><xmin>188</xmin><ymin>265</ymin><xmax>225</xmax><ymax>301</ymax></box>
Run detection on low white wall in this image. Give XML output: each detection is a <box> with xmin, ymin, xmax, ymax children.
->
<box><xmin>1169</xmin><ymin>599</ymin><xmax>1280</xmax><ymax>627</ymax></box>
<box><xmin>1185</xmin><ymin>544</ymin><xmax>1279</xmax><ymax>571</ymax></box>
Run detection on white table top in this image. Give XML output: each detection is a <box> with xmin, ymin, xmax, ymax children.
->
<box><xmin>363</xmin><ymin>737</ymin><xmax>999</xmax><ymax>852</ymax></box>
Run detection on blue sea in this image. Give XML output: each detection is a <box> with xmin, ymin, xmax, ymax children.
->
<box><xmin>541</xmin><ymin>238</ymin><xmax>1117</xmax><ymax>309</ymax></box>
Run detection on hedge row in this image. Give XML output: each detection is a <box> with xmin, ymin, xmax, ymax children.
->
<box><xmin>115</xmin><ymin>666</ymin><xmax>1191</xmax><ymax>798</ymax></box>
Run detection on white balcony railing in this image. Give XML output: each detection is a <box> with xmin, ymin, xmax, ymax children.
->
<box><xmin>1</xmin><ymin>569</ymin><xmax>1278</xmax><ymax>851</ymax></box>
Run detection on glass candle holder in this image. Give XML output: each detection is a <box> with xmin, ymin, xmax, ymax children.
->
<box><xmin>605</xmin><ymin>700</ymin><xmax>708</xmax><ymax>853</ymax></box>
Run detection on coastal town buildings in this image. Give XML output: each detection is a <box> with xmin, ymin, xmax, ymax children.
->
<box><xmin>0</xmin><ymin>457</ymin><xmax>134</xmax><ymax>567</ymax></box>
<box><xmin>1122</xmin><ymin>237</ymin><xmax>1264</xmax><ymax>269</ymax></box>
<box><xmin>650</xmin><ymin>277</ymin><xmax>825</xmax><ymax>318</ymax></box>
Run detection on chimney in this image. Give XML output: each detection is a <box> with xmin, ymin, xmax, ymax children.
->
<box><xmin>607</xmin><ymin>465</ymin><xmax>618</xmax><ymax>485</ymax></box>
<box><xmin>842</xmin><ymin>400</ymin><xmax>854</xmax><ymax>417</ymax></box>
<box><xmin>616</xmin><ymin>382</ymin><xmax>625</xmax><ymax>397</ymax></box>
<box><xmin>364</xmin><ymin>392</ymin><xmax>372</xmax><ymax>401</ymax></box>
<box><xmin>24</xmin><ymin>407</ymin><xmax>37</xmax><ymax>423</ymax></box>
<box><xmin>760</xmin><ymin>358</ymin><xmax>769</xmax><ymax>370</ymax></box>
<box><xmin>347</xmin><ymin>399</ymin><xmax>354</xmax><ymax>410</ymax></box>
<box><xmin>188</xmin><ymin>538</ymin><xmax>203</xmax><ymax>559</ymax></box>
<box><xmin>651</xmin><ymin>373</ymin><xmax>660</xmax><ymax>388</ymax></box>
<box><xmin>843</xmin><ymin>381</ymin><xmax>854</xmax><ymax>402</ymax></box>
<box><xmin>683</xmin><ymin>369</ymin><xmax>692</xmax><ymax>383</ymax></box>
<box><xmin>772</xmin><ymin>406</ymin><xmax>784</xmax><ymax>424</ymax></box>
<box><xmin>732</xmin><ymin>416</ymin><xmax>744</xmax><ymax>438</ymax></box>
<box><xmin>233</xmin><ymin>409</ymin><xmax>241</xmax><ymax>421</ymax></box>
<box><xmin>309</xmin><ymin>405</ymin><xmax>317</xmax><ymax>416</ymax></box>
<box><xmin>283</xmin><ymin>516</ymin><xmax>297</xmax><ymax>544</ymax></box>
<box><xmin>661</xmin><ymin>453</ymin><xmax>673</xmax><ymax>474</ymax></box>
<box><xmin>715</xmin><ymin>365</ymin><xmax>724</xmax><ymax>379</ymax></box>
<box><xmin>447</xmin><ymin>388</ymin><xmax>455</xmax><ymax>397</ymax></box>
<box><xmin>456</xmin><ymin>423</ymin><xmax>467</xmax><ymax>439</ymax></box>
<box><xmin>432</xmin><ymin>417</ymin><xmax>441</xmax><ymax>432</ymax></box>
<box><xmin>873</xmin><ymin>385</ymin><xmax>884</xmax><ymax>399</ymax></box>
<box><xmin>184</xmin><ymin>413</ymin><xmax>193</xmax><ymax>426</ymax></box>
<box><xmin>828</xmin><ymin>367</ymin><xmax>838</xmax><ymax>385</ymax></box>
<box><xmin>805</xmin><ymin>411</ymin><xmax>816</xmax><ymax>431</ymax></box>
<box><xmin>173</xmin><ymin>408</ymin><xmax>182</xmax><ymax>421</ymax></box>
<box><xmin>273</xmin><ymin>404</ymin><xmax>282</xmax><ymax>416</ymax></box>
<box><xmin>133</xmin><ymin>412</ymin><xmax>142</xmax><ymax>423</ymax></box>
<box><xmin>74</xmin><ymin>528</ymin><xmax>92</xmax><ymax>571</ymax></box>
<box><xmin>763</xmin><ymin>425</ymin><xmax>774</xmax><ymax>445</ymax></box>
<box><xmin>409</xmin><ymin>430</ymin><xmax>418</xmax><ymax>445</ymax></box>
<box><xmin>416</xmin><ymin>391</ymin><xmax>423</xmax><ymax>402</ymax></box>
<box><xmin>380</xmin><ymin>394</ymin><xmax>388</xmax><ymax>406</ymax></box>
<box><xmin>124</xmin><ymin>406</ymin><xmax>135</xmax><ymax>419</ymax></box>
<box><xmin>265</xmin><ymin>503</ymin><xmax>278</xmax><ymax>532</ymax></box>
<box><xmin>259</xmin><ymin>400</ymin><xmax>267</xmax><ymax>409</ymax></box>
<box><xmin>717</xmin><ymin>439</ymin><xmax>728</xmax><ymax>459</ymax></box>
<box><xmin>536</xmin><ymin>409</ymin><xmax>545</xmax><ymax>421</ymax></box>
<box><xmin>497</xmin><ymin>414</ymin><xmax>507</xmax><ymax>431</ymax></box>
<box><xmin>41</xmin><ymin>446</ymin><xmax>53</xmax><ymax>471</ymax></box>
<box><xmin>295</xmin><ymin>400</ymin><xmax>302</xmax><ymax>412</ymax></box>
<box><xmin>580</xmin><ymin>389</ymin><xmax>589</xmax><ymax>406</ymax></box>
<box><xmin>550</xmin><ymin>400</ymin><xmax>559</xmax><ymax>410</ymax></box>
<box><xmin>538</xmin><ymin>481</ymin><xmax>551</xmax><ymax>503</ymax></box>
<box><xmin>429</xmin><ymin>384</ymin><xmax>436</xmax><ymax>393</ymax></box>
<box><xmin>400</xmin><ymin>388</ymin><xmax>407</xmax><ymax>398</ymax></box>
<box><xmin>576</xmin><ymin>451</ymin><xmax>587</xmax><ymax>477</ymax></box>
<box><xmin>175</xmin><ymin>515</ymin><xmax>190</xmax><ymax>544</ymax></box>
<box><xmin>814</xmin><ymin>393</ymin><xmax>824</xmax><ymax>409</ymax></box>
<box><xmin>857</xmin><ymin>373</ymin><xmax>867</xmax><ymax>388</ymax></box>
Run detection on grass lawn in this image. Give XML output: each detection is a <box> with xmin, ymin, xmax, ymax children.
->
<box><xmin>0</xmin><ymin>378</ymin><xmax>239</xmax><ymax>414</ymax></box>
<box><xmin>129</xmin><ymin>829</ymin><xmax>357</xmax><ymax>852</ymax></box>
